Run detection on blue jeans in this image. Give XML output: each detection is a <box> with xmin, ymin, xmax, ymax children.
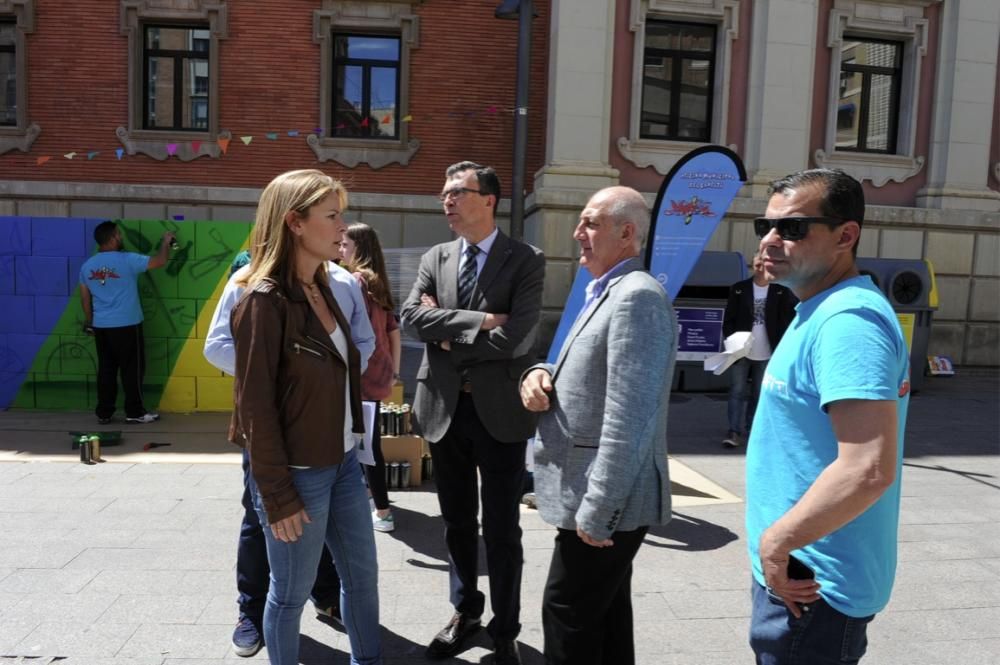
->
<box><xmin>253</xmin><ymin>448</ymin><xmax>382</xmax><ymax>665</ymax></box>
<box><xmin>727</xmin><ymin>358</ymin><xmax>767</xmax><ymax>434</ymax></box>
<box><xmin>750</xmin><ymin>581</ymin><xmax>874</xmax><ymax>664</ymax></box>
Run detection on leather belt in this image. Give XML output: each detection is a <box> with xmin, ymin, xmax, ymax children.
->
<box><xmin>460</xmin><ymin>381</ymin><xmax>473</xmax><ymax>394</ymax></box>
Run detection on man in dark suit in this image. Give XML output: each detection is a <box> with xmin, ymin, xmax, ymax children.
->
<box><xmin>401</xmin><ymin>161</ymin><xmax>545</xmax><ymax>665</ymax></box>
<box><xmin>721</xmin><ymin>250</ymin><xmax>797</xmax><ymax>447</ymax></box>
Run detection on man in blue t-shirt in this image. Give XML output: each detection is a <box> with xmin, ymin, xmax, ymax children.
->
<box><xmin>746</xmin><ymin>169</ymin><xmax>910</xmax><ymax>664</ymax></box>
<box><xmin>79</xmin><ymin>220</ymin><xmax>175</xmax><ymax>424</ymax></box>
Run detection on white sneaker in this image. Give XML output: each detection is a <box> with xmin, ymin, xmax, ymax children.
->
<box><xmin>372</xmin><ymin>511</ymin><xmax>395</xmax><ymax>532</ymax></box>
<box><xmin>126</xmin><ymin>412</ymin><xmax>160</xmax><ymax>424</ymax></box>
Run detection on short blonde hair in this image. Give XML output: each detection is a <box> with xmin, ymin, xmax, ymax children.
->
<box><xmin>238</xmin><ymin>169</ymin><xmax>348</xmax><ymax>290</ymax></box>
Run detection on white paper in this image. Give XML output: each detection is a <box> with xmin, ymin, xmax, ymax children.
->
<box><xmin>356</xmin><ymin>401</ymin><xmax>378</xmax><ymax>466</ymax></box>
<box><xmin>703</xmin><ymin>331</ymin><xmax>753</xmax><ymax>376</ymax></box>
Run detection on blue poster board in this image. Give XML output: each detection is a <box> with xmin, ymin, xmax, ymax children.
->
<box><xmin>675</xmin><ymin>306</ymin><xmax>724</xmax><ymax>361</ymax></box>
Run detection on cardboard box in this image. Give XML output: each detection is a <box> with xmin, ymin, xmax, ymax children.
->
<box><xmin>380</xmin><ymin>434</ymin><xmax>425</xmax><ymax>486</ymax></box>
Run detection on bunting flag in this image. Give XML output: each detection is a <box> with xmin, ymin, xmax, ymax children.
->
<box><xmin>265</xmin><ymin>132</ymin><xmax>278</xmax><ymax>140</ymax></box>
<box><xmin>36</xmin><ymin>156</ymin><xmax>50</xmax><ymax>165</ymax></box>
<box><xmin>217</xmin><ymin>137</ymin><xmax>230</xmax><ymax>154</ymax></box>
<box><xmin>172</xmin><ymin>215</ymin><xmax>185</xmax><ymax>221</ymax></box>
<box><xmin>115</xmin><ymin>148</ymin><xmax>124</xmax><ymax>160</ymax></box>
<box><xmin>86</xmin><ymin>151</ymin><xmax>99</xmax><ymax>160</ymax></box>
<box><xmin>487</xmin><ymin>105</ymin><xmax>498</xmax><ymax>114</ymax></box>
<box><xmin>382</xmin><ymin>114</ymin><xmax>392</xmax><ymax>124</ymax></box>
<box><xmin>64</xmin><ymin>152</ymin><xmax>76</xmax><ymax>160</ymax></box>
<box><xmin>240</xmin><ymin>136</ymin><xmax>253</xmax><ymax>145</ymax></box>
<box><xmin>287</xmin><ymin>130</ymin><xmax>299</xmax><ymax>137</ymax></box>
<box><xmin>402</xmin><ymin>115</ymin><xmax>412</xmax><ymax>122</ymax></box>
<box><xmin>360</xmin><ymin>118</ymin><xmax>369</xmax><ymax>128</ymax></box>
<box><xmin>314</xmin><ymin>127</ymin><xmax>324</xmax><ymax>135</ymax></box>
<box><xmin>192</xmin><ymin>141</ymin><xmax>202</xmax><ymax>153</ymax></box>
<box><xmin>166</xmin><ymin>143</ymin><xmax>178</xmax><ymax>156</ymax></box>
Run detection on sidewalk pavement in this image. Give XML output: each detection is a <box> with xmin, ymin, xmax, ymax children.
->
<box><xmin>0</xmin><ymin>371</ymin><xmax>997</xmax><ymax>664</ymax></box>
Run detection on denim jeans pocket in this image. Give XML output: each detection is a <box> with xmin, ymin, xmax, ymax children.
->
<box><xmin>839</xmin><ymin>613</ymin><xmax>873</xmax><ymax>663</ymax></box>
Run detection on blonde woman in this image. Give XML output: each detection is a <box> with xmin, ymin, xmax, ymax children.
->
<box><xmin>230</xmin><ymin>169</ymin><xmax>382</xmax><ymax>665</ymax></box>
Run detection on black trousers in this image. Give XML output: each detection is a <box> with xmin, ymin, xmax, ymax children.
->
<box><xmin>364</xmin><ymin>401</ymin><xmax>390</xmax><ymax>511</ymax></box>
<box><xmin>543</xmin><ymin>525</ymin><xmax>649</xmax><ymax>665</ymax></box>
<box><xmin>430</xmin><ymin>393</ymin><xmax>527</xmax><ymax>641</ymax></box>
<box><xmin>93</xmin><ymin>323</ymin><xmax>147</xmax><ymax>419</ymax></box>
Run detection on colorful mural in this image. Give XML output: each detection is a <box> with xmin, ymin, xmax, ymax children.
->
<box><xmin>0</xmin><ymin>216</ymin><xmax>250</xmax><ymax>412</ymax></box>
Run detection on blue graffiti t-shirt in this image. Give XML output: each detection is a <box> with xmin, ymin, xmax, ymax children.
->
<box><xmin>79</xmin><ymin>251</ymin><xmax>150</xmax><ymax>327</ymax></box>
<box><xmin>746</xmin><ymin>275</ymin><xmax>910</xmax><ymax>618</ymax></box>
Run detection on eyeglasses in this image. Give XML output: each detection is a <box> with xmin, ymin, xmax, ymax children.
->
<box><xmin>753</xmin><ymin>216</ymin><xmax>845</xmax><ymax>241</ymax></box>
<box><xmin>439</xmin><ymin>187</ymin><xmax>487</xmax><ymax>202</ymax></box>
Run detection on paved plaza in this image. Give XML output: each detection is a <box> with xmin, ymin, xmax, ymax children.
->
<box><xmin>0</xmin><ymin>371</ymin><xmax>997</xmax><ymax>664</ymax></box>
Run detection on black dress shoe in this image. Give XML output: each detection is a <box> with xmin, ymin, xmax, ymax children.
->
<box><xmin>493</xmin><ymin>639</ymin><xmax>522</xmax><ymax>665</ymax></box>
<box><xmin>425</xmin><ymin>611</ymin><xmax>482</xmax><ymax>659</ymax></box>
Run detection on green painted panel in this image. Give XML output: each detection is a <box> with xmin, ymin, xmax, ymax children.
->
<box><xmin>195</xmin><ymin>221</ymin><xmax>251</xmax><ymax>261</ymax></box>
<box><xmin>144</xmin><ymin>337</ymin><xmax>170</xmax><ymax>378</ymax></box>
<box><xmin>142</xmin><ymin>298</ymin><xmax>197</xmax><ymax>339</ymax></box>
<box><xmin>35</xmin><ymin>374</ymin><xmax>89</xmax><ymax>409</ymax></box>
<box><xmin>12</xmin><ymin>373</ymin><xmax>35</xmax><ymax>408</ymax></box>
<box><xmin>58</xmin><ymin>336</ymin><xmax>98</xmax><ymax>376</ymax></box>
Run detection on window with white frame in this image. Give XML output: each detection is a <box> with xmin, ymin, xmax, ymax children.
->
<box><xmin>0</xmin><ymin>0</ymin><xmax>39</xmax><ymax>156</ymax></box>
<box><xmin>118</xmin><ymin>1</ymin><xmax>229</xmax><ymax>161</ymax></box>
<box><xmin>618</xmin><ymin>0</ymin><xmax>738</xmax><ymax>175</ymax></box>
<box><xmin>815</xmin><ymin>0</ymin><xmax>937</xmax><ymax>187</ymax></box>
<box><xmin>310</xmin><ymin>1</ymin><xmax>420</xmax><ymax>169</ymax></box>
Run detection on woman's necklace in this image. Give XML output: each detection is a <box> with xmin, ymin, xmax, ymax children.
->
<box><xmin>301</xmin><ymin>281</ymin><xmax>320</xmax><ymax>304</ymax></box>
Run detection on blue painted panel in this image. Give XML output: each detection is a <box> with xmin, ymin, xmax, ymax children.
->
<box><xmin>69</xmin><ymin>256</ymin><xmax>87</xmax><ymax>288</ymax></box>
<box><xmin>0</xmin><ymin>371</ymin><xmax>25</xmax><ymax>409</ymax></box>
<box><xmin>31</xmin><ymin>217</ymin><xmax>87</xmax><ymax>257</ymax></box>
<box><xmin>15</xmin><ymin>256</ymin><xmax>69</xmax><ymax>296</ymax></box>
<box><xmin>34</xmin><ymin>295</ymin><xmax>72</xmax><ymax>334</ymax></box>
<box><xmin>2</xmin><ymin>333</ymin><xmax>47</xmax><ymax>373</ymax></box>
<box><xmin>0</xmin><ymin>295</ymin><xmax>34</xmax><ymax>333</ymax></box>
<box><xmin>0</xmin><ymin>217</ymin><xmax>31</xmax><ymax>256</ymax></box>
<box><xmin>0</xmin><ymin>256</ymin><xmax>13</xmax><ymax>295</ymax></box>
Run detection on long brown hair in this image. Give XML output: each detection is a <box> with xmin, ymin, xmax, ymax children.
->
<box><xmin>344</xmin><ymin>223</ymin><xmax>394</xmax><ymax>311</ymax></box>
<box><xmin>237</xmin><ymin>169</ymin><xmax>348</xmax><ymax>291</ymax></box>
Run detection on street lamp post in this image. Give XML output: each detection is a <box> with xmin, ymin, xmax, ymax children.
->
<box><xmin>495</xmin><ymin>0</ymin><xmax>536</xmax><ymax>242</ymax></box>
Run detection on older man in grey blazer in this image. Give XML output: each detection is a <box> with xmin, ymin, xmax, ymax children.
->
<box><xmin>520</xmin><ymin>186</ymin><xmax>677</xmax><ymax>665</ymax></box>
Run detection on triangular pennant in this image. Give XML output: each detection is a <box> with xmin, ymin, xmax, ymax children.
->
<box><xmin>115</xmin><ymin>148</ymin><xmax>124</xmax><ymax>160</ymax></box>
<box><xmin>287</xmin><ymin>130</ymin><xmax>299</xmax><ymax>137</ymax></box>
<box><xmin>487</xmin><ymin>105</ymin><xmax>498</xmax><ymax>114</ymax></box>
<box><xmin>360</xmin><ymin>118</ymin><xmax>369</xmax><ymax>127</ymax></box>
<box><xmin>241</xmin><ymin>136</ymin><xmax>253</xmax><ymax>145</ymax></box>
<box><xmin>381</xmin><ymin>114</ymin><xmax>392</xmax><ymax>124</ymax></box>
<box><xmin>87</xmin><ymin>151</ymin><xmax>99</xmax><ymax>160</ymax></box>
<box><xmin>192</xmin><ymin>140</ymin><xmax>202</xmax><ymax>153</ymax></box>
<box><xmin>402</xmin><ymin>115</ymin><xmax>413</xmax><ymax>122</ymax></box>
<box><xmin>218</xmin><ymin>137</ymin><xmax>231</xmax><ymax>153</ymax></box>
<box><xmin>36</xmin><ymin>156</ymin><xmax>51</xmax><ymax>166</ymax></box>
<box><xmin>166</xmin><ymin>143</ymin><xmax>178</xmax><ymax>156</ymax></box>
<box><xmin>314</xmin><ymin>127</ymin><xmax>324</xmax><ymax>135</ymax></box>
<box><xmin>64</xmin><ymin>152</ymin><xmax>76</xmax><ymax>159</ymax></box>
<box><xmin>265</xmin><ymin>132</ymin><xmax>278</xmax><ymax>140</ymax></box>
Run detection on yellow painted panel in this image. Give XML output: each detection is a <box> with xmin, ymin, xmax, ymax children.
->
<box><xmin>159</xmin><ymin>375</ymin><xmax>196</xmax><ymax>412</ymax></box>
<box><xmin>897</xmin><ymin>313</ymin><xmax>915</xmax><ymax>350</ymax></box>
<box><xmin>173</xmin><ymin>341</ymin><xmax>223</xmax><ymax>378</ymax></box>
<box><xmin>197</xmin><ymin>376</ymin><xmax>235</xmax><ymax>411</ymax></box>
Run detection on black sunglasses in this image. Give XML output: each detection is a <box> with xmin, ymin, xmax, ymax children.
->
<box><xmin>753</xmin><ymin>216</ymin><xmax>846</xmax><ymax>241</ymax></box>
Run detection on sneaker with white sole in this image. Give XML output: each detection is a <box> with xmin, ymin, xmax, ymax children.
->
<box><xmin>231</xmin><ymin>615</ymin><xmax>262</xmax><ymax>657</ymax></box>
<box><xmin>126</xmin><ymin>412</ymin><xmax>160</xmax><ymax>424</ymax></box>
<box><xmin>372</xmin><ymin>511</ymin><xmax>395</xmax><ymax>532</ymax></box>
<box><xmin>722</xmin><ymin>430</ymin><xmax>744</xmax><ymax>448</ymax></box>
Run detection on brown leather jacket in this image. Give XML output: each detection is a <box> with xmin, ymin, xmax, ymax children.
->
<box><xmin>229</xmin><ymin>277</ymin><xmax>364</xmax><ymax>522</ymax></box>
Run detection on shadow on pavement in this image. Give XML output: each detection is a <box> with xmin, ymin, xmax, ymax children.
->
<box><xmin>644</xmin><ymin>511</ymin><xmax>738</xmax><ymax>552</ymax></box>
<box><xmin>383</xmin><ymin>503</ymin><xmax>450</xmax><ymax>565</ymax></box>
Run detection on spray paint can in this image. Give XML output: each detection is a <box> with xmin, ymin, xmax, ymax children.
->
<box><xmin>400</xmin><ymin>461</ymin><xmax>411</xmax><ymax>488</ymax></box>
<box><xmin>421</xmin><ymin>454</ymin><xmax>433</xmax><ymax>482</ymax></box>
<box><xmin>90</xmin><ymin>435</ymin><xmax>102</xmax><ymax>463</ymax></box>
<box><xmin>389</xmin><ymin>462</ymin><xmax>401</xmax><ymax>489</ymax></box>
<box><xmin>79</xmin><ymin>437</ymin><xmax>94</xmax><ymax>464</ymax></box>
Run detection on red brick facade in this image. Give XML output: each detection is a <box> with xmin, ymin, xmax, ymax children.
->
<box><xmin>3</xmin><ymin>0</ymin><xmax>550</xmax><ymax>195</ymax></box>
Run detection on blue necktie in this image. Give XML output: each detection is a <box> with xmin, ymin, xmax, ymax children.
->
<box><xmin>457</xmin><ymin>245</ymin><xmax>480</xmax><ymax>308</ymax></box>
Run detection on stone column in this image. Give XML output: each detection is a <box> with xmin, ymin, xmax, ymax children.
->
<box><xmin>525</xmin><ymin>0</ymin><xmax>621</xmax><ymax>341</ymax></box>
<box><xmin>916</xmin><ymin>0</ymin><xmax>1000</xmax><ymax>211</ymax></box>
<box><xmin>742</xmin><ymin>0</ymin><xmax>821</xmax><ymax>196</ymax></box>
